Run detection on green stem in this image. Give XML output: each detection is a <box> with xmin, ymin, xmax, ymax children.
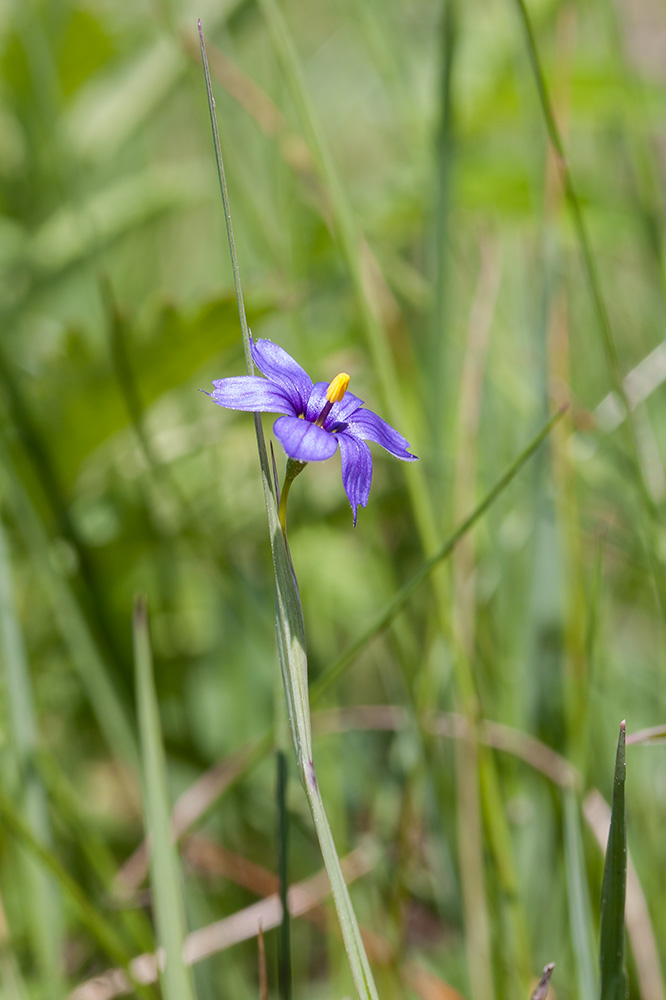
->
<box><xmin>199</xmin><ymin>26</ymin><xmax>379</xmax><ymax>999</ymax></box>
<box><xmin>302</xmin><ymin>762</ymin><xmax>379</xmax><ymax>1000</ymax></box>
<box><xmin>278</xmin><ymin>459</ymin><xmax>307</xmax><ymax>538</ymax></box>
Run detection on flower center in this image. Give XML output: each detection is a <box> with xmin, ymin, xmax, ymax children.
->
<box><xmin>315</xmin><ymin>372</ymin><xmax>350</xmax><ymax>427</ymax></box>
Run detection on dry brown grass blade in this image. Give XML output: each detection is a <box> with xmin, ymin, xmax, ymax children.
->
<box><xmin>112</xmin><ymin>705</ymin><xmax>580</xmax><ymax>912</ymax></box>
<box><xmin>313</xmin><ymin>706</ymin><xmax>579</xmax><ymax>790</ymax></box>
<box><xmin>71</xmin><ymin>847</ymin><xmax>376</xmax><ymax>1000</ymax></box>
<box><xmin>625</xmin><ymin>723</ymin><xmax>666</xmax><ymax>746</ymax></box>
<box><xmin>183</xmin><ymin>834</ymin><xmax>280</xmax><ymax>897</ymax></box>
<box><xmin>113</xmin><ymin>741</ymin><xmax>259</xmax><ymax>897</ymax></box>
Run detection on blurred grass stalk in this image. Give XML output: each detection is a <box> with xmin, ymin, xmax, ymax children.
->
<box><xmin>133</xmin><ymin>597</ymin><xmax>197</xmax><ymax>1000</ymax></box>
<box><xmin>199</xmin><ymin>22</ymin><xmax>380</xmax><ymax>1000</ymax></box>
<box><xmin>512</xmin><ymin>0</ymin><xmax>666</xmax><ymax>620</ymax></box>
<box><xmin>0</xmin><ymin>516</ymin><xmax>64</xmax><ymax>999</ymax></box>
<box><xmin>0</xmin><ymin>437</ymin><xmax>138</xmax><ymax>770</ymax></box>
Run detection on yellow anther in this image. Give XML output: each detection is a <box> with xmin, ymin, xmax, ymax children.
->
<box><xmin>326</xmin><ymin>372</ymin><xmax>350</xmax><ymax>404</ymax></box>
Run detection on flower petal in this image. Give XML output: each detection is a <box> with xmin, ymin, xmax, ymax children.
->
<box><xmin>305</xmin><ymin>382</ymin><xmax>365</xmax><ymax>427</ymax></box>
<box><xmin>273</xmin><ymin>416</ymin><xmax>339</xmax><ymax>462</ymax></box>
<box><xmin>346</xmin><ymin>408</ymin><xmax>417</xmax><ymax>461</ymax></box>
<box><xmin>304</xmin><ymin>382</ymin><xmax>328</xmax><ymax>421</ymax></box>
<box><xmin>333</xmin><ymin>390</ymin><xmax>365</xmax><ymax>423</ymax></box>
<box><xmin>250</xmin><ymin>337</ymin><xmax>313</xmax><ymax>414</ymax></box>
<box><xmin>337</xmin><ymin>432</ymin><xmax>373</xmax><ymax>526</ymax></box>
<box><xmin>208</xmin><ymin>377</ymin><xmax>297</xmax><ymax>414</ymax></box>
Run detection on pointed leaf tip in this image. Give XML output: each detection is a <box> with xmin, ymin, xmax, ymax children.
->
<box><xmin>599</xmin><ymin>723</ymin><xmax>628</xmax><ymax>1000</ymax></box>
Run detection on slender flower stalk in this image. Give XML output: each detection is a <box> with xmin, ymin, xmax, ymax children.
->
<box><xmin>198</xmin><ymin>23</ymin><xmax>390</xmax><ymax>1000</ymax></box>
<box><xmin>278</xmin><ymin>459</ymin><xmax>306</xmax><ymax>538</ymax></box>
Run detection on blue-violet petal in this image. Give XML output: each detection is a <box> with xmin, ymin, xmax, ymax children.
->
<box><xmin>337</xmin><ymin>432</ymin><xmax>373</xmax><ymax>526</ymax></box>
<box><xmin>210</xmin><ymin>377</ymin><xmax>298</xmax><ymax>415</ymax></box>
<box><xmin>250</xmin><ymin>337</ymin><xmax>313</xmax><ymax>414</ymax></box>
<box><xmin>273</xmin><ymin>415</ymin><xmax>339</xmax><ymax>462</ymax></box>
<box><xmin>347</xmin><ymin>408</ymin><xmax>417</xmax><ymax>460</ymax></box>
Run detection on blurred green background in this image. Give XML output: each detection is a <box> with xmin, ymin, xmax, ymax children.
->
<box><xmin>1</xmin><ymin>0</ymin><xmax>666</xmax><ymax>997</ymax></box>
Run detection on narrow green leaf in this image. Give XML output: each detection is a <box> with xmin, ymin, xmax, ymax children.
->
<box><xmin>599</xmin><ymin>722</ymin><xmax>627</xmax><ymax>1000</ymax></box>
<box><xmin>133</xmin><ymin>597</ymin><xmax>197</xmax><ymax>1000</ymax></box>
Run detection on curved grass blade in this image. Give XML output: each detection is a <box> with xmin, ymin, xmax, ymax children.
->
<box><xmin>599</xmin><ymin>722</ymin><xmax>627</xmax><ymax>1000</ymax></box>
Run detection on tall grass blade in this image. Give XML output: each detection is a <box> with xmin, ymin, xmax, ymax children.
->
<box><xmin>0</xmin><ymin>516</ymin><xmax>65</xmax><ymax>998</ymax></box>
<box><xmin>133</xmin><ymin>597</ymin><xmax>197</xmax><ymax>1000</ymax></box>
<box><xmin>599</xmin><ymin>722</ymin><xmax>627</xmax><ymax>1000</ymax></box>
<box><xmin>199</xmin><ymin>23</ymin><xmax>380</xmax><ymax>999</ymax></box>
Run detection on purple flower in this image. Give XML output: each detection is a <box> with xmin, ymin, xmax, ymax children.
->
<box><xmin>207</xmin><ymin>337</ymin><xmax>417</xmax><ymax>525</ymax></box>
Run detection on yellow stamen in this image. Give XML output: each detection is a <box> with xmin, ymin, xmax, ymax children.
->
<box><xmin>326</xmin><ymin>372</ymin><xmax>350</xmax><ymax>404</ymax></box>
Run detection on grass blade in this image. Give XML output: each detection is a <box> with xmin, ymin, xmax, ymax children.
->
<box><xmin>599</xmin><ymin>721</ymin><xmax>627</xmax><ymax>1000</ymax></box>
<box><xmin>133</xmin><ymin>597</ymin><xmax>197</xmax><ymax>1000</ymax></box>
<box><xmin>0</xmin><ymin>517</ymin><xmax>64</xmax><ymax>998</ymax></box>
